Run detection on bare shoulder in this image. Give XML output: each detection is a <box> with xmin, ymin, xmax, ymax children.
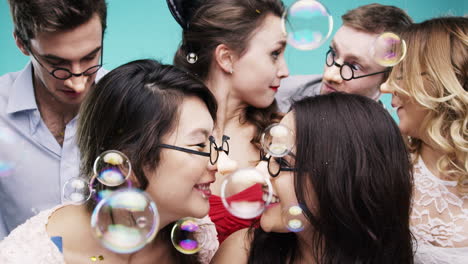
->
<box><xmin>210</xmin><ymin>228</ymin><xmax>252</xmax><ymax>264</ymax></box>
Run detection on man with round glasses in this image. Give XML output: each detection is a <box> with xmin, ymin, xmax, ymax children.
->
<box><xmin>276</xmin><ymin>3</ymin><xmax>412</xmax><ymax>112</ymax></box>
<box><xmin>0</xmin><ymin>0</ymin><xmax>107</xmax><ymax>239</ymax></box>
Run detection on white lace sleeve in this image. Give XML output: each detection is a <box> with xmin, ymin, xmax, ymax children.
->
<box><xmin>0</xmin><ymin>205</ymin><xmax>65</xmax><ymax>264</ymax></box>
<box><xmin>196</xmin><ymin>215</ymin><xmax>219</xmax><ymax>264</ymax></box>
<box><xmin>411</xmin><ymin>157</ymin><xmax>468</xmax><ymax>264</ymax></box>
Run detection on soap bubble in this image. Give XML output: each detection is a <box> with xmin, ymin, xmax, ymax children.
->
<box><xmin>91</xmin><ymin>188</ymin><xmax>159</xmax><ymax>254</ymax></box>
<box><xmin>171</xmin><ymin>218</ymin><xmax>212</xmax><ymax>254</ymax></box>
<box><xmin>93</xmin><ymin>150</ymin><xmax>132</xmax><ymax>187</ymax></box>
<box><xmin>261</xmin><ymin>123</ymin><xmax>295</xmax><ymax>157</ymax></box>
<box><xmin>370</xmin><ymin>32</ymin><xmax>406</xmax><ymax>67</ymax></box>
<box><xmin>62</xmin><ymin>177</ymin><xmax>92</xmax><ymax>204</ymax></box>
<box><xmin>220</xmin><ymin>168</ymin><xmax>273</xmax><ymax>219</ymax></box>
<box><xmin>283</xmin><ymin>204</ymin><xmax>306</xmax><ymax>232</ymax></box>
<box><xmin>282</xmin><ymin>0</ymin><xmax>333</xmax><ymax>50</ymax></box>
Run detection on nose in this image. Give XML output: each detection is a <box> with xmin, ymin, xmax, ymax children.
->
<box><xmin>207</xmin><ymin>157</ymin><xmax>218</xmax><ymax>172</ymax></box>
<box><xmin>255</xmin><ymin>159</ymin><xmax>270</xmax><ymax>178</ymax></box>
<box><xmin>322</xmin><ymin>63</ymin><xmax>343</xmax><ymax>84</ymax></box>
<box><xmin>380</xmin><ymin>80</ymin><xmax>393</xmax><ymax>94</ymax></box>
<box><xmin>277</xmin><ymin>58</ymin><xmax>289</xmax><ymax>79</ymax></box>
<box><xmin>217</xmin><ymin>152</ymin><xmax>238</xmax><ymax>175</ymax></box>
<box><xmin>64</xmin><ymin>74</ymin><xmax>88</xmax><ymax>93</ymax></box>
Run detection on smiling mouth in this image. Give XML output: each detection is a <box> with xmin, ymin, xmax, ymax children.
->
<box><xmin>262</xmin><ymin>186</ymin><xmax>280</xmax><ymax>204</ymax></box>
<box><xmin>323</xmin><ymin>83</ymin><xmax>337</xmax><ymax>92</ymax></box>
<box><xmin>194</xmin><ymin>183</ymin><xmax>212</xmax><ymax>199</ymax></box>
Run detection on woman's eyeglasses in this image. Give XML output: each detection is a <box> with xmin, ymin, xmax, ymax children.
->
<box><xmin>159</xmin><ymin>135</ymin><xmax>230</xmax><ymax>165</ymax></box>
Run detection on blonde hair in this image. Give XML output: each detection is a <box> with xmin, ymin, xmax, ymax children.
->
<box><xmin>387</xmin><ymin>17</ymin><xmax>468</xmax><ymax>192</ymax></box>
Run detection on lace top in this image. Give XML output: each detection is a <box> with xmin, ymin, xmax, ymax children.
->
<box><xmin>0</xmin><ymin>205</ymin><xmax>65</xmax><ymax>264</ymax></box>
<box><xmin>0</xmin><ymin>205</ymin><xmax>218</xmax><ymax>264</ymax></box>
<box><xmin>411</xmin><ymin>157</ymin><xmax>468</xmax><ymax>263</ymax></box>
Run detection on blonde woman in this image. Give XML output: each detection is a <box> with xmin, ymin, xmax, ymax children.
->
<box><xmin>381</xmin><ymin>16</ymin><xmax>468</xmax><ymax>264</ymax></box>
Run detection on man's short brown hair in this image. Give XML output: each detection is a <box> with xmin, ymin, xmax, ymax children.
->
<box><xmin>342</xmin><ymin>3</ymin><xmax>413</xmax><ymax>34</ymax></box>
<box><xmin>8</xmin><ymin>0</ymin><xmax>107</xmax><ymax>45</ymax></box>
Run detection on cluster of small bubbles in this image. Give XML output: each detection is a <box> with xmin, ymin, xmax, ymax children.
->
<box><xmin>283</xmin><ymin>205</ymin><xmax>305</xmax><ymax>232</ymax></box>
<box><xmin>282</xmin><ymin>0</ymin><xmax>333</xmax><ymax>50</ymax></box>
<box><xmin>171</xmin><ymin>218</ymin><xmax>210</xmax><ymax>254</ymax></box>
<box><xmin>91</xmin><ymin>188</ymin><xmax>159</xmax><ymax>254</ymax></box>
<box><xmin>370</xmin><ymin>32</ymin><xmax>407</xmax><ymax>67</ymax></box>
<box><xmin>62</xmin><ymin>177</ymin><xmax>92</xmax><ymax>204</ymax></box>
<box><xmin>261</xmin><ymin>123</ymin><xmax>295</xmax><ymax>157</ymax></box>
<box><xmin>220</xmin><ymin>168</ymin><xmax>273</xmax><ymax>219</ymax></box>
<box><xmin>93</xmin><ymin>150</ymin><xmax>131</xmax><ymax>187</ymax></box>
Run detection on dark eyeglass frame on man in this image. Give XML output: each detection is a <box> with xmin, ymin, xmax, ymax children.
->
<box><xmin>159</xmin><ymin>135</ymin><xmax>230</xmax><ymax>165</ymax></box>
<box><xmin>260</xmin><ymin>150</ymin><xmax>296</xmax><ymax>177</ymax></box>
<box><xmin>325</xmin><ymin>47</ymin><xmax>390</xmax><ymax>81</ymax></box>
<box><xmin>27</xmin><ymin>39</ymin><xmax>104</xmax><ymax>81</ymax></box>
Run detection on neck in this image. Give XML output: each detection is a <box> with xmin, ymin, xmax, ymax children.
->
<box><xmin>419</xmin><ymin>141</ymin><xmax>445</xmax><ymax>179</ymax></box>
<box><xmin>205</xmin><ymin>73</ymin><xmax>248</xmax><ymax>137</ymax></box>
<box><xmin>295</xmin><ymin>228</ymin><xmax>317</xmax><ymax>264</ymax></box>
<box><xmin>33</xmin><ymin>74</ymin><xmax>78</xmax><ymax>125</ymax></box>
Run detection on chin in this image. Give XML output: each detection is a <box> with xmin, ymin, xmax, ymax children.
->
<box><xmin>190</xmin><ymin>202</ymin><xmax>210</xmax><ymax>219</ymax></box>
<box><xmin>260</xmin><ymin>207</ymin><xmax>288</xmax><ymax>233</ymax></box>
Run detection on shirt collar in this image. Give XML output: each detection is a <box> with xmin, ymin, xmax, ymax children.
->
<box><xmin>6</xmin><ymin>62</ymin><xmax>108</xmax><ymax>115</ymax></box>
<box><xmin>6</xmin><ymin>62</ymin><xmax>38</xmax><ymax>114</ymax></box>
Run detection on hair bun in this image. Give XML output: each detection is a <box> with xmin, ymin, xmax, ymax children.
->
<box><xmin>166</xmin><ymin>0</ymin><xmax>204</xmax><ymax>29</ymax></box>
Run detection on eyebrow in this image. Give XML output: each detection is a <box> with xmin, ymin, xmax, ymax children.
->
<box><xmin>40</xmin><ymin>46</ymin><xmax>102</xmax><ymax>62</ymax></box>
<box><xmin>275</xmin><ymin>39</ymin><xmax>287</xmax><ymax>49</ymax></box>
<box><xmin>331</xmin><ymin>40</ymin><xmax>370</xmax><ymax>68</ymax></box>
<box><xmin>188</xmin><ymin>128</ymin><xmax>211</xmax><ymax>138</ymax></box>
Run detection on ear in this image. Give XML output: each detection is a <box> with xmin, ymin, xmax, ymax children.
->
<box><xmin>14</xmin><ymin>32</ymin><xmax>30</xmax><ymax>56</ymax></box>
<box><xmin>214</xmin><ymin>44</ymin><xmax>235</xmax><ymax>74</ymax></box>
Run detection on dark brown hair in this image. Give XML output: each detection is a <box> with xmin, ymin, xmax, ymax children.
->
<box><xmin>77</xmin><ymin>59</ymin><xmax>217</xmax><ymax>263</ymax></box>
<box><xmin>248</xmin><ymin>93</ymin><xmax>414</xmax><ymax>264</ymax></box>
<box><xmin>8</xmin><ymin>0</ymin><xmax>107</xmax><ymax>45</ymax></box>
<box><xmin>342</xmin><ymin>3</ymin><xmax>413</xmax><ymax>34</ymax></box>
<box><xmin>174</xmin><ymin>0</ymin><xmax>285</xmax><ymax>149</ymax></box>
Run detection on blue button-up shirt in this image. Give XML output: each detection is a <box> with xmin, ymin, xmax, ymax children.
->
<box><xmin>0</xmin><ymin>63</ymin><xmax>106</xmax><ymax>239</ymax></box>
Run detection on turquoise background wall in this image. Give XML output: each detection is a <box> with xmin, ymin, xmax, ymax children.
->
<box><xmin>1</xmin><ymin>0</ymin><xmax>466</xmax><ymax>117</ymax></box>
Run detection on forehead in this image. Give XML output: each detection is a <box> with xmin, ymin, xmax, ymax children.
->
<box><xmin>332</xmin><ymin>25</ymin><xmax>380</xmax><ymax>65</ymax></box>
<box><xmin>245</xmin><ymin>14</ymin><xmax>286</xmax><ymax>50</ymax></box>
<box><xmin>29</xmin><ymin>14</ymin><xmax>102</xmax><ymax>60</ymax></box>
<box><xmin>170</xmin><ymin>96</ymin><xmax>214</xmax><ymax>141</ymax></box>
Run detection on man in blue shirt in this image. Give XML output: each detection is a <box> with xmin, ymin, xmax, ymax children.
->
<box><xmin>275</xmin><ymin>4</ymin><xmax>413</xmax><ymax>112</ymax></box>
<box><xmin>0</xmin><ymin>0</ymin><xmax>108</xmax><ymax>239</ymax></box>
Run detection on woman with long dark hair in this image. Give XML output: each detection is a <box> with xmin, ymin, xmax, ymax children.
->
<box><xmin>212</xmin><ymin>93</ymin><xmax>414</xmax><ymax>263</ymax></box>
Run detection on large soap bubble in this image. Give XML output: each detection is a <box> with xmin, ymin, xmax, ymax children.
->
<box><xmin>282</xmin><ymin>0</ymin><xmax>333</xmax><ymax>50</ymax></box>
<box><xmin>93</xmin><ymin>150</ymin><xmax>132</xmax><ymax>187</ymax></box>
<box><xmin>370</xmin><ymin>32</ymin><xmax>407</xmax><ymax>67</ymax></box>
<box><xmin>261</xmin><ymin>123</ymin><xmax>295</xmax><ymax>158</ymax></box>
<box><xmin>90</xmin><ymin>188</ymin><xmax>159</xmax><ymax>254</ymax></box>
<box><xmin>220</xmin><ymin>168</ymin><xmax>273</xmax><ymax>219</ymax></box>
<box><xmin>171</xmin><ymin>217</ymin><xmax>213</xmax><ymax>254</ymax></box>
<box><xmin>62</xmin><ymin>177</ymin><xmax>92</xmax><ymax>204</ymax></box>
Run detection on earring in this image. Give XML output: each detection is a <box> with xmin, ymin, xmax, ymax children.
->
<box><xmin>186</xmin><ymin>52</ymin><xmax>198</xmax><ymax>64</ymax></box>
<box><xmin>230</xmin><ymin>69</ymin><xmax>234</xmax><ymax>74</ymax></box>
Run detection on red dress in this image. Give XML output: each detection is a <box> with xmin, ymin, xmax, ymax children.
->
<box><xmin>209</xmin><ymin>184</ymin><xmax>262</xmax><ymax>243</ymax></box>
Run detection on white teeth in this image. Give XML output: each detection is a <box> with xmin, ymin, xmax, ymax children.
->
<box><xmin>195</xmin><ymin>184</ymin><xmax>209</xmax><ymax>191</ymax></box>
<box><xmin>262</xmin><ymin>192</ymin><xmax>280</xmax><ymax>203</ymax></box>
